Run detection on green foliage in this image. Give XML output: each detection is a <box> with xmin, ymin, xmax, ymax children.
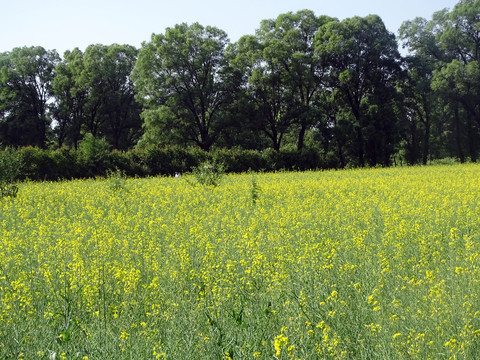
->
<box><xmin>0</xmin><ymin>147</ymin><xmax>21</xmax><ymax>183</ymax></box>
<box><xmin>50</xmin><ymin>148</ymin><xmax>81</xmax><ymax>179</ymax></box>
<box><xmin>0</xmin><ymin>145</ymin><xmax>364</xmax><ymax>182</ymax></box>
<box><xmin>106</xmin><ymin>168</ymin><xmax>128</xmax><ymax>192</ymax></box>
<box><xmin>0</xmin><ymin>148</ymin><xmax>21</xmax><ymax>199</ymax></box>
<box><xmin>0</xmin><ymin>46</ymin><xmax>59</xmax><ymax>149</ymax></box>
<box><xmin>17</xmin><ymin>146</ymin><xmax>56</xmax><ymax>181</ymax></box>
<box><xmin>250</xmin><ymin>176</ymin><xmax>261</xmax><ymax>205</ymax></box>
<box><xmin>211</xmin><ymin>147</ymin><xmax>267</xmax><ymax>173</ymax></box>
<box><xmin>0</xmin><ymin>183</ymin><xmax>18</xmax><ymax>198</ymax></box>
<box><xmin>428</xmin><ymin>157</ymin><xmax>461</xmax><ymax>166</ymax></box>
<box><xmin>399</xmin><ymin>0</ymin><xmax>480</xmax><ymax>164</ymax></box>
<box><xmin>53</xmin><ymin>45</ymin><xmax>142</xmax><ymax>150</ymax></box>
<box><xmin>78</xmin><ymin>133</ymin><xmax>111</xmax><ymax>176</ymax></box>
<box><xmin>315</xmin><ymin>14</ymin><xmax>403</xmax><ymax>167</ymax></box>
<box><xmin>133</xmin><ymin>23</ymin><xmax>230</xmax><ymax>151</ymax></box>
<box><xmin>189</xmin><ymin>161</ymin><xmax>225</xmax><ymax>187</ymax></box>
<box><xmin>108</xmin><ymin>150</ymin><xmax>147</xmax><ymax>178</ymax></box>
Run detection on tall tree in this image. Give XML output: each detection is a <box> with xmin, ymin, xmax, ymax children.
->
<box><xmin>0</xmin><ymin>46</ymin><xmax>59</xmax><ymax>148</ymax></box>
<box><xmin>82</xmin><ymin>44</ymin><xmax>141</xmax><ymax>149</ymax></box>
<box><xmin>227</xmin><ymin>33</ymin><xmax>295</xmax><ymax>151</ymax></box>
<box><xmin>441</xmin><ymin>0</ymin><xmax>480</xmax><ymax>162</ymax></box>
<box><xmin>397</xmin><ymin>56</ymin><xmax>437</xmax><ymax>165</ymax></box>
<box><xmin>52</xmin><ymin>48</ymin><xmax>87</xmax><ymax>148</ymax></box>
<box><xmin>412</xmin><ymin>0</ymin><xmax>480</xmax><ymax>162</ymax></box>
<box><xmin>227</xmin><ymin>25</ymin><xmax>308</xmax><ymax>151</ymax></box>
<box><xmin>432</xmin><ymin>60</ymin><xmax>480</xmax><ymax>162</ymax></box>
<box><xmin>315</xmin><ymin>15</ymin><xmax>403</xmax><ymax>166</ymax></box>
<box><xmin>398</xmin><ymin>17</ymin><xmax>445</xmax><ymax>165</ymax></box>
<box><xmin>255</xmin><ymin>10</ymin><xmax>336</xmax><ymax>151</ymax></box>
<box><xmin>53</xmin><ymin>44</ymin><xmax>142</xmax><ymax>150</ymax></box>
<box><xmin>133</xmin><ymin>23</ymin><xmax>230</xmax><ymax>151</ymax></box>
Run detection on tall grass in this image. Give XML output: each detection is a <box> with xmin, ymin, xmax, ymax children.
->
<box><xmin>1</xmin><ymin>164</ymin><xmax>480</xmax><ymax>359</ymax></box>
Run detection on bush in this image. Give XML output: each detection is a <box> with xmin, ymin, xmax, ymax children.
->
<box><xmin>78</xmin><ymin>134</ymin><xmax>111</xmax><ymax>177</ymax></box>
<box><xmin>106</xmin><ymin>168</ymin><xmax>129</xmax><ymax>192</ymax></box>
<box><xmin>51</xmin><ymin>148</ymin><xmax>81</xmax><ymax>179</ymax></box>
<box><xmin>107</xmin><ymin>150</ymin><xmax>146</xmax><ymax>178</ymax></box>
<box><xmin>259</xmin><ymin>148</ymin><xmax>325</xmax><ymax>172</ymax></box>
<box><xmin>0</xmin><ymin>148</ymin><xmax>21</xmax><ymax>198</ymax></box>
<box><xmin>188</xmin><ymin>161</ymin><xmax>225</xmax><ymax>187</ymax></box>
<box><xmin>140</xmin><ymin>146</ymin><xmax>207</xmax><ymax>176</ymax></box>
<box><xmin>143</xmin><ymin>147</ymin><xmax>174</xmax><ymax>176</ymax></box>
<box><xmin>0</xmin><ymin>147</ymin><xmax>22</xmax><ymax>183</ymax></box>
<box><xmin>17</xmin><ymin>147</ymin><xmax>55</xmax><ymax>181</ymax></box>
<box><xmin>0</xmin><ymin>144</ymin><xmax>347</xmax><ymax>182</ymax></box>
<box><xmin>212</xmin><ymin>148</ymin><xmax>267</xmax><ymax>173</ymax></box>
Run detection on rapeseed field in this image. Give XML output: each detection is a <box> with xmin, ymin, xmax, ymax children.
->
<box><xmin>1</xmin><ymin>164</ymin><xmax>480</xmax><ymax>359</ymax></box>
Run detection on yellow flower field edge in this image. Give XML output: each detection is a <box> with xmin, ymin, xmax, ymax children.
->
<box><xmin>1</xmin><ymin>164</ymin><xmax>480</xmax><ymax>359</ymax></box>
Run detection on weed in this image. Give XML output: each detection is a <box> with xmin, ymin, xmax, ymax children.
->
<box><xmin>250</xmin><ymin>176</ymin><xmax>261</xmax><ymax>205</ymax></box>
<box><xmin>189</xmin><ymin>161</ymin><xmax>225</xmax><ymax>187</ymax></box>
<box><xmin>106</xmin><ymin>168</ymin><xmax>128</xmax><ymax>192</ymax></box>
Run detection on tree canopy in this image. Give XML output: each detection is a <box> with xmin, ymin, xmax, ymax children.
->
<box><xmin>132</xmin><ymin>23</ymin><xmax>231</xmax><ymax>151</ymax></box>
<box><xmin>0</xmin><ymin>46</ymin><xmax>59</xmax><ymax>148</ymax></box>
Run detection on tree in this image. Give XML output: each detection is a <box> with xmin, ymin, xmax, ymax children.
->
<box><xmin>398</xmin><ymin>16</ymin><xmax>447</xmax><ymax>62</ymax></box>
<box><xmin>0</xmin><ymin>46</ymin><xmax>59</xmax><ymax>148</ymax></box>
<box><xmin>398</xmin><ymin>16</ymin><xmax>446</xmax><ymax>165</ymax></box>
<box><xmin>82</xmin><ymin>44</ymin><xmax>141</xmax><ymax>149</ymax></box>
<box><xmin>133</xmin><ymin>23</ymin><xmax>230</xmax><ymax>151</ymax></box>
<box><xmin>402</xmin><ymin>0</ymin><xmax>480</xmax><ymax>163</ymax></box>
<box><xmin>227</xmin><ymin>33</ymin><xmax>295</xmax><ymax>152</ymax></box>
<box><xmin>315</xmin><ymin>15</ymin><xmax>403</xmax><ymax>166</ymax></box>
<box><xmin>438</xmin><ymin>0</ymin><xmax>480</xmax><ymax>162</ymax></box>
<box><xmin>437</xmin><ymin>0</ymin><xmax>480</xmax><ymax>64</ymax></box>
<box><xmin>52</xmin><ymin>48</ymin><xmax>87</xmax><ymax>148</ymax></box>
<box><xmin>397</xmin><ymin>56</ymin><xmax>437</xmax><ymax>165</ymax></box>
<box><xmin>254</xmin><ymin>10</ymin><xmax>336</xmax><ymax>151</ymax></box>
<box><xmin>398</xmin><ymin>16</ymin><xmax>452</xmax><ymax>165</ymax></box>
<box><xmin>53</xmin><ymin>44</ymin><xmax>142</xmax><ymax>150</ymax></box>
<box><xmin>432</xmin><ymin>60</ymin><xmax>480</xmax><ymax>162</ymax></box>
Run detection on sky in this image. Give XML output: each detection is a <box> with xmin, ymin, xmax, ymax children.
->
<box><xmin>1</xmin><ymin>0</ymin><xmax>460</xmax><ymax>56</ymax></box>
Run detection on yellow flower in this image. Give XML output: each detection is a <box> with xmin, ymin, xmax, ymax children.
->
<box><xmin>274</xmin><ymin>333</ymin><xmax>289</xmax><ymax>357</ymax></box>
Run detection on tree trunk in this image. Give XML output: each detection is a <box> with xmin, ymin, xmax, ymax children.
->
<box><xmin>467</xmin><ymin>114</ymin><xmax>477</xmax><ymax>162</ymax></box>
<box><xmin>422</xmin><ymin>115</ymin><xmax>430</xmax><ymax>165</ymax></box>
<box><xmin>356</xmin><ymin>126</ymin><xmax>365</xmax><ymax>167</ymax></box>
<box><xmin>454</xmin><ymin>105</ymin><xmax>465</xmax><ymax>163</ymax></box>
<box><xmin>297</xmin><ymin>124</ymin><xmax>306</xmax><ymax>152</ymax></box>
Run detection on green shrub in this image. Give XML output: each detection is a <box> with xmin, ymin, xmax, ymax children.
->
<box><xmin>106</xmin><ymin>168</ymin><xmax>129</xmax><ymax>192</ymax></box>
<box><xmin>189</xmin><ymin>161</ymin><xmax>225</xmax><ymax>187</ymax></box>
<box><xmin>17</xmin><ymin>147</ymin><xmax>55</xmax><ymax>181</ymax></box>
<box><xmin>143</xmin><ymin>147</ymin><xmax>174</xmax><ymax>176</ymax></box>
<box><xmin>0</xmin><ymin>147</ymin><xmax>21</xmax><ymax>198</ymax></box>
<box><xmin>212</xmin><ymin>148</ymin><xmax>267</xmax><ymax>173</ymax></box>
<box><xmin>0</xmin><ymin>147</ymin><xmax>22</xmax><ymax>183</ymax></box>
<box><xmin>78</xmin><ymin>134</ymin><xmax>111</xmax><ymax>177</ymax></box>
<box><xmin>51</xmin><ymin>148</ymin><xmax>81</xmax><ymax>179</ymax></box>
<box><xmin>0</xmin><ymin>144</ymin><xmax>348</xmax><ymax>182</ymax></box>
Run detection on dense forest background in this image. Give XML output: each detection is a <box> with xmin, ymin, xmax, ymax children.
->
<box><xmin>1</xmin><ymin>0</ymin><xmax>480</xmax><ymax>177</ymax></box>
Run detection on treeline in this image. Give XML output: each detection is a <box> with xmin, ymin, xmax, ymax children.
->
<box><xmin>1</xmin><ymin>0</ymin><xmax>479</xmax><ymax>171</ymax></box>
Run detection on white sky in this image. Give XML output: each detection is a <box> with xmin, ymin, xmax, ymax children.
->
<box><xmin>1</xmin><ymin>0</ymin><xmax>459</xmax><ymax>56</ymax></box>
